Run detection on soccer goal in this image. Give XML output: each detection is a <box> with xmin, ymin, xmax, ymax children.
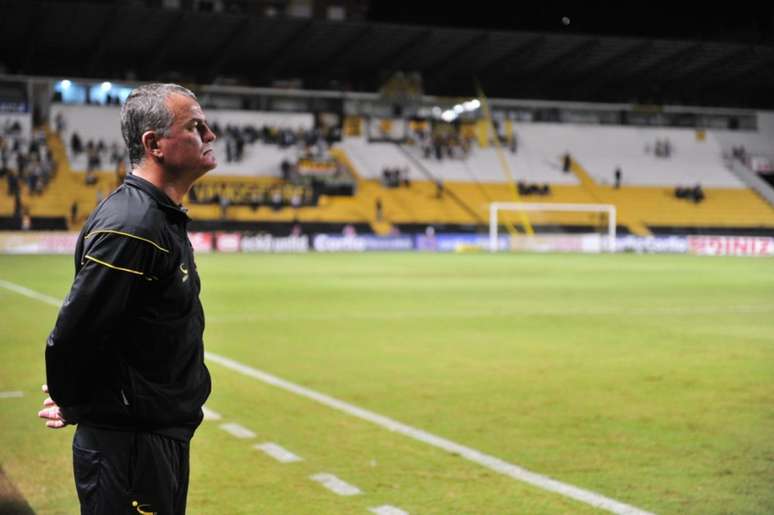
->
<box><xmin>489</xmin><ymin>202</ymin><xmax>617</xmax><ymax>253</ymax></box>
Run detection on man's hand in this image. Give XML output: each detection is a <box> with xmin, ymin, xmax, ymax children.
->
<box><xmin>38</xmin><ymin>384</ymin><xmax>68</xmax><ymax>429</ymax></box>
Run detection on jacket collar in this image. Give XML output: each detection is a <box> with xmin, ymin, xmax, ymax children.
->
<box><xmin>125</xmin><ymin>173</ymin><xmax>191</xmax><ymax>221</ymax></box>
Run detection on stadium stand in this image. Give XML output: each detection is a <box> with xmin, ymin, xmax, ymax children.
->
<box><xmin>331</xmin><ymin>121</ymin><xmax>774</xmax><ymax>235</ymax></box>
<box><xmin>523</xmin><ymin>124</ymin><xmax>742</xmax><ymax>188</ymax></box>
<box><xmin>3</xmin><ymin>96</ymin><xmax>774</xmax><ymax>238</ymax></box>
<box><xmin>49</xmin><ymin>105</ymin><xmax>311</xmax><ymax>176</ymax></box>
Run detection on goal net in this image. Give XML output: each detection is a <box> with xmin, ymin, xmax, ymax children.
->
<box><xmin>489</xmin><ymin>202</ymin><xmax>617</xmax><ymax>253</ymax></box>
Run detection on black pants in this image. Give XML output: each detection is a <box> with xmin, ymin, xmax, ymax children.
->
<box><xmin>73</xmin><ymin>425</ymin><xmax>190</xmax><ymax>515</ymax></box>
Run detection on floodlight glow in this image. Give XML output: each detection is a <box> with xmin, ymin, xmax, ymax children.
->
<box><xmin>432</xmin><ymin>106</ymin><xmax>442</xmax><ymax>116</ymax></box>
<box><xmin>60</xmin><ymin>80</ymin><xmax>72</xmax><ymax>90</ymax></box>
<box><xmin>441</xmin><ymin>110</ymin><xmax>457</xmax><ymax>122</ymax></box>
<box><xmin>101</xmin><ymin>82</ymin><xmax>112</xmax><ymax>91</ymax></box>
<box><xmin>470</xmin><ymin>99</ymin><xmax>480</xmax><ymax>109</ymax></box>
<box><xmin>453</xmin><ymin>104</ymin><xmax>464</xmax><ymax>114</ymax></box>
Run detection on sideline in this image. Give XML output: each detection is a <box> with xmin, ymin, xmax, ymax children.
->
<box><xmin>1</xmin><ymin>278</ymin><xmax>654</xmax><ymax>515</ymax></box>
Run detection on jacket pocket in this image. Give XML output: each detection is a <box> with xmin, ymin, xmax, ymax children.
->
<box><xmin>73</xmin><ymin>444</ymin><xmax>101</xmax><ymax>513</ymax></box>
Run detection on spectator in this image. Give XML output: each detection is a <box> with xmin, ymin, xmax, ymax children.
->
<box><xmin>732</xmin><ymin>145</ymin><xmax>747</xmax><ymax>164</ymax></box>
<box><xmin>219</xmin><ymin>194</ymin><xmax>230</xmax><ymax>218</ymax></box>
<box><xmin>674</xmin><ymin>184</ymin><xmax>704</xmax><ymax>203</ymax></box>
<box><xmin>12</xmin><ymin>181</ymin><xmax>22</xmax><ymax>218</ymax></box>
<box><xmin>85</xmin><ymin>169</ymin><xmax>97</xmax><ymax>186</ymax></box>
<box><xmin>85</xmin><ymin>141</ymin><xmax>100</xmax><ymax>183</ymax></box>
<box><xmin>235</xmin><ymin>133</ymin><xmax>244</xmax><ymax>161</ymax></box>
<box><xmin>21</xmin><ymin>208</ymin><xmax>31</xmax><ymax>231</ymax></box>
<box><xmin>248</xmin><ymin>190</ymin><xmax>261</xmax><ymax>210</ymax></box>
<box><xmin>562</xmin><ymin>152</ymin><xmax>571</xmax><ymax>172</ymax></box>
<box><xmin>7</xmin><ymin>168</ymin><xmax>19</xmax><ymax>197</ymax></box>
<box><xmin>281</xmin><ymin>159</ymin><xmax>292</xmax><ymax>180</ymax></box>
<box><xmin>70</xmin><ymin>132</ymin><xmax>83</xmax><ymax>155</ymax></box>
<box><xmin>375</xmin><ymin>197</ymin><xmax>383</xmax><ymax>221</ymax></box>
<box><xmin>614</xmin><ymin>167</ymin><xmax>622</xmax><ymax>189</ymax></box>
<box><xmin>435</xmin><ymin>180</ymin><xmax>444</xmax><ymax>199</ymax></box>
<box><xmin>271</xmin><ymin>188</ymin><xmax>283</xmax><ymax>211</ymax></box>
<box><xmin>654</xmin><ymin>138</ymin><xmax>672</xmax><ymax>159</ymax></box>
<box><xmin>54</xmin><ymin>112</ymin><xmax>66</xmax><ymax>134</ymax></box>
<box><xmin>27</xmin><ymin>157</ymin><xmax>42</xmax><ymax>194</ymax></box>
<box><xmin>343</xmin><ymin>223</ymin><xmax>356</xmax><ymax>237</ymax></box>
<box><xmin>433</xmin><ymin>138</ymin><xmax>443</xmax><ymax>160</ymax></box>
<box><xmin>518</xmin><ymin>181</ymin><xmax>551</xmax><ymax>196</ymax></box>
<box><xmin>108</xmin><ymin>142</ymin><xmax>121</xmax><ymax>164</ymax></box>
<box><xmin>41</xmin><ymin>149</ymin><xmax>55</xmax><ymax>186</ymax></box>
<box><xmin>422</xmin><ymin>140</ymin><xmax>432</xmax><ymax>159</ymax></box>
<box><xmin>16</xmin><ymin>150</ymin><xmax>27</xmax><ymax>179</ymax></box>
<box><xmin>692</xmin><ymin>184</ymin><xmax>704</xmax><ymax>203</ymax></box>
<box><xmin>291</xmin><ymin>191</ymin><xmax>302</xmax><ymax>209</ymax></box>
<box><xmin>225</xmin><ymin>132</ymin><xmax>235</xmax><ymax>162</ymax></box>
<box><xmin>70</xmin><ymin>201</ymin><xmax>78</xmax><ymax>226</ymax></box>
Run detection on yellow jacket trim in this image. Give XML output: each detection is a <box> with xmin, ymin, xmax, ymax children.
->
<box><xmin>85</xmin><ymin>229</ymin><xmax>169</xmax><ymax>253</ymax></box>
<box><xmin>84</xmin><ymin>255</ymin><xmax>144</xmax><ymax>276</ymax></box>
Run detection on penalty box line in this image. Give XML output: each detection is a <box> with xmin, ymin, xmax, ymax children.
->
<box><xmin>1</xmin><ymin>278</ymin><xmax>653</xmax><ymax>515</ymax></box>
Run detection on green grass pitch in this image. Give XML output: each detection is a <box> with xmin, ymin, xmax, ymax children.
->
<box><xmin>1</xmin><ymin>252</ymin><xmax>773</xmax><ymax>514</ymax></box>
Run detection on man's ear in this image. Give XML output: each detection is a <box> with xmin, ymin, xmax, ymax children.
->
<box><xmin>141</xmin><ymin>131</ymin><xmax>163</xmax><ymax>160</ymax></box>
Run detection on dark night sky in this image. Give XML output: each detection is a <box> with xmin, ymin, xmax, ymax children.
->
<box><xmin>366</xmin><ymin>2</ymin><xmax>774</xmax><ymax>45</ymax></box>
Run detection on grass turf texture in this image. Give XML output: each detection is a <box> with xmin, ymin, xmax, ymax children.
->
<box><xmin>0</xmin><ymin>252</ymin><xmax>772</xmax><ymax>514</ymax></box>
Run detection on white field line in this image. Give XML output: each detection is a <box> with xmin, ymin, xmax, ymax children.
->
<box><xmin>219</xmin><ymin>422</ymin><xmax>255</xmax><ymax>439</ymax></box>
<box><xmin>369</xmin><ymin>506</ymin><xmax>409</xmax><ymax>515</ymax></box>
<box><xmin>310</xmin><ymin>473</ymin><xmax>362</xmax><ymax>496</ymax></box>
<box><xmin>205</xmin><ymin>352</ymin><xmax>655</xmax><ymax>515</ymax></box>
<box><xmin>255</xmin><ymin>442</ymin><xmax>303</xmax><ymax>463</ymax></box>
<box><xmin>0</xmin><ymin>279</ymin><xmax>63</xmax><ymax>307</ymax></box>
<box><xmin>1</xmin><ymin>278</ymin><xmax>655</xmax><ymax>515</ymax></box>
<box><xmin>202</xmin><ymin>405</ymin><xmax>222</xmax><ymax>420</ymax></box>
<box><xmin>0</xmin><ymin>391</ymin><xmax>24</xmax><ymax>399</ymax></box>
<box><xmin>206</xmin><ymin>304</ymin><xmax>774</xmax><ymax>323</ymax></box>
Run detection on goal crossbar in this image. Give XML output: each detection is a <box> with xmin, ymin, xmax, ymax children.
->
<box><xmin>489</xmin><ymin>202</ymin><xmax>617</xmax><ymax>252</ymax></box>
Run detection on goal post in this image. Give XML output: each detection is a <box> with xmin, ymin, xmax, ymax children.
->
<box><xmin>489</xmin><ymin>202</ymin><xmax>617</xmax><ymax>253</ymax></box>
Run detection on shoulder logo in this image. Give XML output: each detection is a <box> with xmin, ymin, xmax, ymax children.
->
<box><xmin>180</xmin><ymin>263</ymin><xmax>189</xmax><ymax>282</ymax></box>
<box><xmin>132</xmin><ymin>500</ymin><xmax>156</xmax><ymax>514</ymax></box>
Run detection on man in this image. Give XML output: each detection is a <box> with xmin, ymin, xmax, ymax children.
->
<box><xmin>38</xmin><ymin>83</ymin><xmax>216</xmax><ymax>514</ymax></box>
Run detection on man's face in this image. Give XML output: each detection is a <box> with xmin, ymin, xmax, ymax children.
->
<box><xmin>158</xmin><ymin>93</ymin><xmax>217</xmax><ymax>177</ymax></box>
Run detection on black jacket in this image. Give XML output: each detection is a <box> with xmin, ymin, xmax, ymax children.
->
<box><xmin>46</xmin><ymin>174</ymin><xmax>211</xmax><ymax>441</ymax></box>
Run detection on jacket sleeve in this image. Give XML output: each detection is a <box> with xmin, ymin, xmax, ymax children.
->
<box><xmin>45</xmin><ymin>230</ymin><xmax>160</xmax><ymax>423</ymax></box>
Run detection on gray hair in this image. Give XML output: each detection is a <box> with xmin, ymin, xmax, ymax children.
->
<box><xmin>120</xmin><ymin>83</ymin><xmax>197</xmax><ymax>167</ymax></box>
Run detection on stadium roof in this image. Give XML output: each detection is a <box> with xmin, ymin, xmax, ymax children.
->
<box><xmin>1</xmin><ymin>1</ymin><xmax>773</xmax><ymax>108</ymax></box>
